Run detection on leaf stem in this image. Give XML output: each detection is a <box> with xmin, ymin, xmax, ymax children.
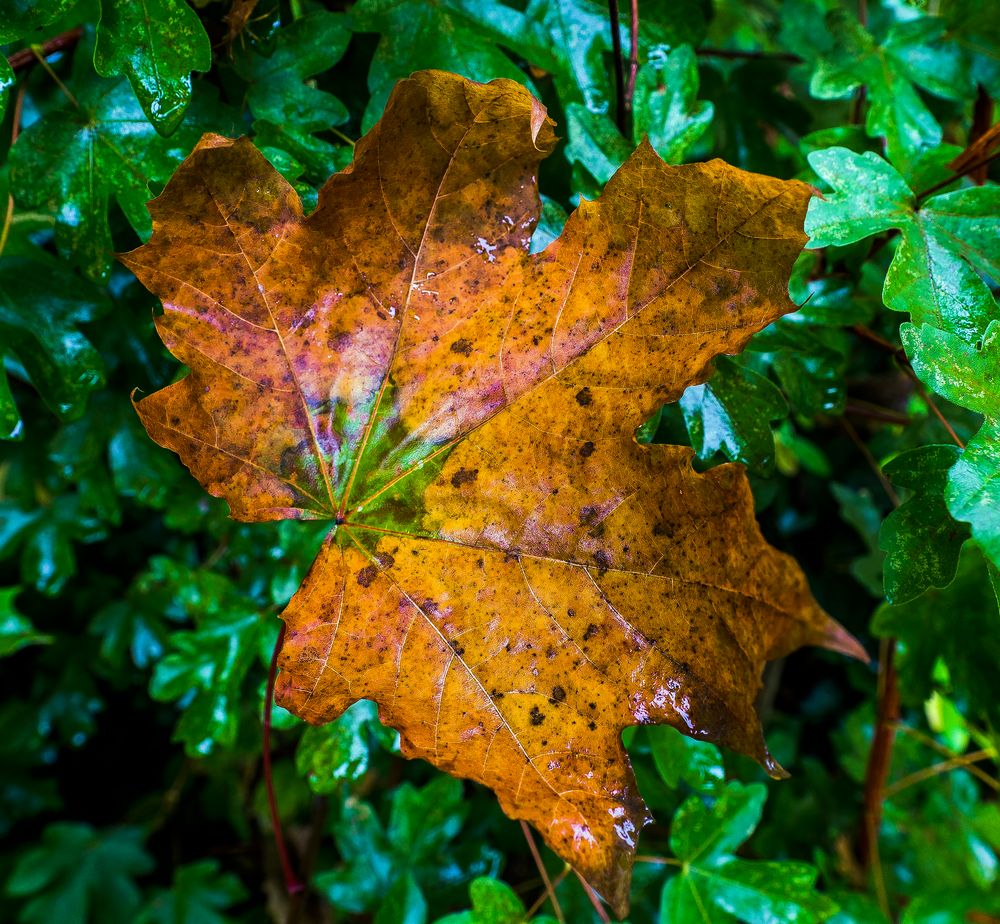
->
<box><xmin>30</xmin><ymin>44</ymin><xmax>79</xmax><ymax>108</ymax></box>
<box><xmin>915</xmin><ymin>149</ymin><xmax>1000</xmax><ymax>203</ymax></box>
<box><xmin>624</xmin><ymin>0</ymin><xmax>639</xmax><ymax>131</ymax></box>
<box><xmin>849</xmin><ymin>325</ymin><xmax>965</xmax><ymax>449</ymax></box>
<box><xmin>520</xmin><ymin>821</ymin><xmax>565</xmax><ymax>924</ymax></box>
<box><xmin>329</xmin><ymin>126</ymin><xmax>355</xmax><ymax>148</ymax></box>
<box><xmin>263</xmin><ymin>622</ymin><xmax>304</xmax><ymax>896</ymax></box>
<box><xmin>6</xmin><ymin>27</ymin><xmax>82</xmax><ymax>72</ymax></box>
<box><xmin>635</xmin><ymin>854</ymin><xmax>683</xmax><ymax>866</ymax></box>
<box><xmin>607</xmin><ymin>0</ymin><xmax>627</xmax><ymax>136</ymax></box>
<box><xmin>885</xmin><ymin>749</ymin><xmax>998</xmax><ymax>798</ymax></box>
<box><xmin>523</xmin><ymin>866</ymin><xmax>570</xmax><ymax>920</ymax></box>
<box><xmin>860</xmin><ymin>636</ymin><xmax>899</xmax><ymax>920</ymax></box>
<box><xmin>575</xmin><ymin>871</ymin><xmax>612</xmax><ymax>924</ymax></box>
<box><xmin>839</xmin><ymin>416</ymin><xmax>900</xmax><ymax>506</ymax></box>
<box><xmin>894</xmin><ymin>722</ymin><xmax>1000</xmax><ymax>791</ymax></box>
<box><xmin>0</xmin><ymin>80</ymin><xmax>26</xmax><ymax>261</ymax></box>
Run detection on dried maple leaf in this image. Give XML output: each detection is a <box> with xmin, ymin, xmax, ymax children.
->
<box><xmin>122</xmin><ymin>70</ymin><xmax>864</xmax><ymax>916</ymax></box>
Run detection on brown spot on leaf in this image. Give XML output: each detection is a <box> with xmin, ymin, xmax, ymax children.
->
<box><xmin>450</xmin><ymin>467</ymin><xmax>478</xmax><ymax>488</ymax></box>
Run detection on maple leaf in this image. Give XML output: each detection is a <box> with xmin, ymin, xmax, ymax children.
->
<box><xmin>122</xmin><ymin>70</ymin><xmax>864</xmax><ymax>916</ymax></box>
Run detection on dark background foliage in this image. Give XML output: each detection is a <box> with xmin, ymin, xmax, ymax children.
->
<box><xmin>1</xmin><ymin>0</ymin><xmax>998</xmax><ymax>921</ymax></box>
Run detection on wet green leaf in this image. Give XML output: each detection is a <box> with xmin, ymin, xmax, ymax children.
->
<box><xmin>807</xmin><ymin>148</ymin><xmax>1000</xmax><ymax>343</ymax></box>
<box><xmin>317</xmin><ymin>777</ymin><xmax>500</xmax><ymax>915</ymax></box>
<box><xmin>352</xmin><ymin>0</ymin><xmax>526</xmax><ymax>130</ymax></box>
<box><xmin>436</xmin><ymin>877</ymin><xmax>560</xmax><ymax>924</ymax></box>
<box><xmin>648</xmin><ymin>724</ymin><xmax>725</xmax><ymax>794</ymax></box>
<box><xmin>94</xmin><ymin>0</ymin><xmax>211</xmax><ymax>134</ymax></box>
<box><xmin>903</xmin><ymin>323</ymin><xmax>1000</xmax><ymax>570</ymax></box>
<box><xmin>662</xmin><ymin>782</ymin><xmax>837</xmax><ymax>923</ymax></box>
<box><xmin>881</xmin><ymin>444</ymin><xmax>969</xmax><ymax>603</ymax></box>
<box><xmin>234</xmin><ymin>11</ymin><xmax>349</xmax><ymax>146</ymax></box>
<box><xmin>0</xmin><ymin>254</ymin><xmax>109</xmax><ymax>433</ymax></box>
<box><xmin>873</xmin><ymin>543</ymin><xmax>1000</xmax><ymax>724</ymax></box>
<box><xmin>680</xmin><ymin>356</ymin><xmax>787</xmax><ymax>475</ymax></box>
<box><xmin>633</xmin><ymin>44</ymin><xmax>713</xmax><ymax>164</ymax></box>
<box><xmin>810</xmin><ymin>11</ymin><xmax>959</xmax><ymax>164</ymax></box>
<box><xmin>9</xmin><ymin>62</ymin><xmax>237</xmax><ymax>282</ymax></box>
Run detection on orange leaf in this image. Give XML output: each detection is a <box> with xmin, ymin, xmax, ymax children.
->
<box><xmin>123</xmin><ymin>70</ymin><xmax>864</xmax><ymax>917</ymax></box>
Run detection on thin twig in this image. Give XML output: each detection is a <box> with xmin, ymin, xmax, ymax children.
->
<box><xmin>893</xmin><ymin>722</ymin><xmax>1000</xmax><ymax>791</ymax></box>
<box><xmin>607</xmin><ymin>0</ymin><xmax>627</xmax><ymax>136</ymax></box>
<box><xmin>0</xmin><ymin>80</ymin><xmax>26</xmax><ymax>260</ymax></box>
<box><xmin>635</xmin><ymin>855</ymin><xmax>683</xmax><ymax>866</ymax></box>
<box><xmin>885</xmin><ymin>749</ymin><xmax>998</xmax><ymax>798</ymax></box>
<box><xmin>623</xmin><ymin>0</ymin><xmax>639</xmax><ymax>131</ymax></box>
<box><xmin>520</xmin><ymin>822</ymin><xmax>565</xmax><ymax>924</ymax></box>
<box><xmin>30</xmin><ymin>45</ymin><xmax>79</xmax><ymax>107</ymax></box>
<box><xmin>845</xmin><ymin>399</ymin><xmax>911</xmax><ymax>426</ymax></box>
<box><xmin>916</xmin><ymin>150</ymin><xmax>1000</xmax><ymax>202</ymax></box>
<box><xmin>575</xmin><ymin>871</ymin><xmax>612</xmax><ymax>924</ymax></box>
<box><xmin>860</xmin><ymin>637</ymin><xmax>899</xmax><ymax>920</ymax></box>
<box><xmin>840</xmin><ymin>416</ymin><xmax>900</xmax><ymax>506</ymax></box>
<box><xmin>524</xmin><ymin>866</ymin><xmax>571</xmax><ymax>920</ymax></box>
<box><xmin>849</xmin><ymin>325</ymin><xmax>965</xmax><ymax>449</ymax></box>
<box><xmin>7</xmin><ymin>27</ymin><xmax>82</xmax><ymax>71</ymax></box>
<box><xmin>696</xmin><ymin>47</ymin><xmax>803</xmax><ymax>64</ymax></box>
<box><xmin>264</xmin><ymin>623</ymin><xmax>304</xmax><ymax>896</ymax></box>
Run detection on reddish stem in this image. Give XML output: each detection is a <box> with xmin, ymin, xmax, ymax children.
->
<box><xmin>264</xmin><ymin>623</ymin><xmax>304</xmax><ymax>895</ymax></box>
<box><xmin>7</xmin><ymin>27</ymin><xmax>82</xmax><ymax>71</ymax></box>
<box><xmin>624</xmin><ymin>0</ymin><xmax>639</xmax><ymax>128</ymax></box>
<box><xmin>607</xmin><ymin>0</ymin><xmax>627</xmax><ymax>136</ymax></box>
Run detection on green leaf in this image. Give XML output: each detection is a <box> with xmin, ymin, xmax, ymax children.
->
<box><xmin>663</xmin><ymin>783</ymin><xmax>836</xmax><ymax>923</ymax></box>
<box><xmin>94</xmin><ymin>0</ymin><xmax>212</xmax><ymax>134</ymax></box>
<box><xmin>938</xmin><ymin>0</ymin><xmax>1000</xmax><ymax>97</ymax></box>
<box><xmin>633</xmin><ymin>44</ymin><xmax>713</xmax><ymax>164</ymax></box>
<box><xmin>375</xmin><ymin>874</ymin><xmax>427</xmax><ymax>924</ymax></box>
<box><xmin>0</xmin><ymin>587</ymin><xmax>53</xmax><ymax>657</ymax></box>
<box><xmin>881</xmin><ymin>444</ymin><xmax>970</xmax><ymax>603</ymax></box>
<box><xmin>234</xmin><ymin>11</ymin><xmax>349</xmax><ymax>143</ymax></box>
<box><xmin>807</xmin><ymin>148</ymin><xmax>1000</xmax><ymax>343</ymax></box>
<box><xmin>903</xmin><ymin>323</ymin><xmax>1000</xmax><ymax>569</ymax></box>
<box><xmin>435</xmin><ymin>877</ymin><xmax>560</xmax><ymax>924</ymax></box>
<box><xmin>648</xmin><ymin>724</ymin><xmax>725</xmax><ymax>794</ymax></box>
<box><xmin>873</xmin><ymin>542</ymin><xmax>1000</xmax><ymax>724</ymax></box>
<box><xmin>0</xmin><ymin>0</ymin><xmax>81</xmax><ymax>42</ymax></box>
<box><xmin>0</xmin><ymin>57</ymin><xmax>14</xmax><ymax>123</ymax></box>
<box><xmin>810</xmin><ymin>10</ymin><xmax>956</xmax><ymax>164</ymax></box>
<box><xmin>317</xmin><ymin>777</ymin><xmax>500</xmax><ymax>915</ymax></box>
<box><xmin>670</xmin><ymin>781</ymin><xmax>766</xmax><ymax>863</ymax></box>
<box><xmin>518</xmin><ymin>0</ymin><xmax>707</xmax><ymax>114</ymax></box>
<box><xmin>680</xmin><ymin>356</ymin><xmax>787</xmax><ymax>475</ymax></box>
<box><xmin>146</xmin><ymin>560</ymin><xmax>271</xmax><ymax>756</ymax></box>
<box><xmin>563</xmin><ymin>102</ymin><xmax>633</xmax><ymax>186</ymax></box>
<box><xmin>137</xmin><ymin>860</ymin><xmax>246</xmax><ymax>924</ymax></box>
<box><xmin>9</xmin><ymin>65</ymin><xmax>238</xmax><ymax>282</ymax></box>
<box><xmin>351</xmin><ymin>0</ymin><xmax>527</xmax><ymax>130</ymax></box>
<box><xmin>5</xmin><ymin>823</ymin><xmax>153</xmax><ymax>924</ymax></box>
<box><xmin>0</xmin><ymin>254</ymin><xmax>109</xmax><ymax>432</ymax></box>
<box><xmin>750</xmin><ymin>321</ymin><xmax>849</xmax><ymax>419</ymax></box>
<box><xmin>566</xmin><ymin>44</ymin><xmax>712</xmax><ymax>186</ymax></box>
<box><xmin>296</xmin><ymin>699</ymin><xmax>384</xmax><ymax>794</ymax></box>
